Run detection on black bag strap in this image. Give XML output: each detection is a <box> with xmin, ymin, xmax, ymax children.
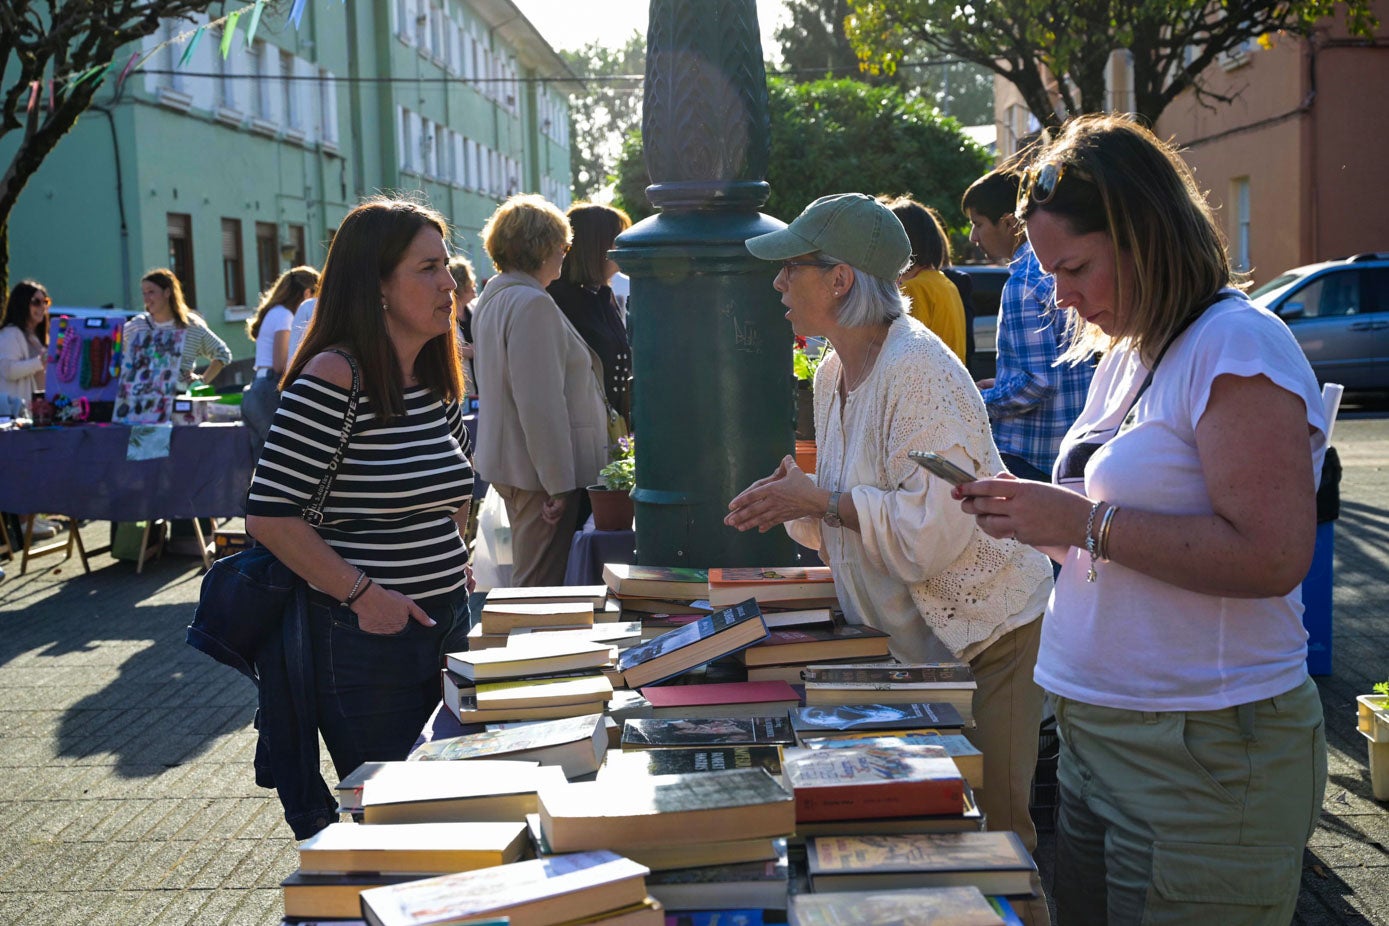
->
<box><xmin>301</xmin><ymin>349</ymin><xmax>360</xmax><ymax>527</ymax></box>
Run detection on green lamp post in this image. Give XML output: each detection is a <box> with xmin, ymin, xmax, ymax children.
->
<box><xmin>612</xmin><ymin>0</ymin><xmax>798</xmax><ymax>568</ymax></box>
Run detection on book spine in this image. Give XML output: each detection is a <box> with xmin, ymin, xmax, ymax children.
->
<box><xmin>793</xmin><ymin>779</ymin><xmax>965</xmax><ymax>822</ymax></box>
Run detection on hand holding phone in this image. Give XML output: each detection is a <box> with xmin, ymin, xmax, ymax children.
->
<box><xmin>908</xmin><ymin>450</ymin><xmax>977</xmax><ymax>487</ymax></box>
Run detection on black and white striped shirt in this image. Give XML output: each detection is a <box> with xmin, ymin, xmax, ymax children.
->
<box><xmin>247</xmin><ymin>375</ymin><xmax>473</xmax><ymax>602</ymax></box>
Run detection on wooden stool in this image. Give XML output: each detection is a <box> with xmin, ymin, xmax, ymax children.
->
<box><xmin>0</xmin><ymin>516</ymin><xmax>13</xmax><ymax>562</ymax></box>
<box><xmin>20</xmin><ymin>515</ymin><xmax>90</xmax><ymax>576</ymax></box>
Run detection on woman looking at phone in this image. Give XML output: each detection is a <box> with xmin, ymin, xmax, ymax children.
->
<box><xmin>725</xmin><ymin>193</ymin><xmax>1054</xmax><ymax>926</ymax></box>
<box><xmin>957</xmin><ymin>115</ymin><xmax>1328</xmax><ymax>925</ymax></box>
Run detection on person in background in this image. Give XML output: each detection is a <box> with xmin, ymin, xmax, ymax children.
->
<box><xmin>242</xmin><ymin>266</ymin><xmax>319</xmax><ymax>455</ymax></box>
<box><xmin>958</xmin><ymin>114</ymin><xmax>1328</xmax><ymax>925</ymax></box>
<box><xmin>287</xmin><ymin>295</ymin><xmax>315</xmax><ymax>362</ymax></box>
<box><xmin>726</xmin><ymin>193</ymin><xmax>1054</xmax><ymax>926</ymax></box>
<box><xmin>245</xmin><ymin>196</ymin><xmax>474</xmax><ymax>834</ymax></box>
<box><xmin>963</xmin><ymin>170</ymin><xmax>1094</xmax><ymax>481</ymax></box>
<box><xmin>883</xmin><ymin>196</ymin><xmax>967</xmax><ymax>362</ymax></box>
<box><xmin>471</xmin><ymin>194</ymin><xmax>607</xmax><ymax>587</ymax></box>
<box><xmin>0</xmin><ymin>280</ymin><xmax>60</xmax><ymax>546</ymax></box>
<box><xmin>124</xmin><ymin>268</ymin><xmax>232</xmax><ymax>392</ymax></box>
<box><xmin>448</xmin><ymin>255</ymin><xmax>479</xmax><ymax>397</ymax></box>
<box><xmin>547</xmin><ymin>203</ymin><xmax>633</xmax><ymax>428</ymax></box>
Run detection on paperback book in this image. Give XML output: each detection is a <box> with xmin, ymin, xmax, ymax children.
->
<box><xmin>782</xmin><ymin>745</ymin><xmax>965</xmax><ymax>821</ymax></box>
<box><xmin>604</xmin><ymin>564</ymin><xmax>710</xmax><ymax>599</ymax></box>
<box><xmin>806</xmin><ymin>832</ymin><xmax>1038</xmax><ymax>897</ymax></box>
<box><xmin>617</xmin><ymin>599</ymin><xmax>769</xmax><ymax>688</ymax></box>
<box><xmin>296</xmin><ymin>820</ymin><xmax>530</xmax><ymax>875</ymax></box>
<box><xmin>789</xmin><ymin>702</ymin><xmax>966</xmax><ymax>737</ymax></box>
<box><xmin>410</xmin><ymin>713</ymin><xmax>607</xmax><ymax>779</ymax></box>
<box><xmin>479</xmin><ymin>600</ymin><xmax>595</xmax><ymax>634</ymax></box>
<box><xmin>486</xmin><ymin>585</ymin><xmax>610</xmax><ymax>608</ymax></box>
<box><xmin>447</xmin><ymin>639</ymin><xmax>615</xmax><ymax>682</ymax></box>
<box><xmin>598</xmin><ymin>745</ymin><xmax>785</xmax><ymax>781</ymax></box>
<box><xmin>787</xmin><ymin>886</ymin><xmax>1003</xmax><ymax>926</ymax></box>
<box><xmin>707</xmin><ymin>566</ymin><xmax>834</xmax><ymax>607</ymax></box>
<box><xmin>739</xmin><ymin>625</ymin><xmax>891</xmax><ymax>667</ymax></box>
<box><xmin>798</xmin><ymin>732</ymin><xmax>983</xmax><ymax>789</ymax></box>
<box><xmin>360</xmin><ymin>762</ymin><xmax>569</xmax><ymax>824</ymax></box>
<box><xmin>335</xmin><ymin>760</ymin><xmax>540</xmax><ymax>815</ymax></box>
<box><xmin>639</xmin><ymin>680</ymin><xmax>801</xmax><ymax>720</ymax></box>
<box><xmin>646</xmin><ymin>851</ymin><xmax>790</xmax><ymax>913</ymax></box>
<box><xmin>621</xmin><ymin>716</ymin><xmax>795</xmax><ymax>750</ymax></box>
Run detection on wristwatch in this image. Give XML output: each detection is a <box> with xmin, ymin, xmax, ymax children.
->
<box><xmin>822</xmin><ymin>490</ymin><xmax>843</xmax><ymax>528</ymax></box>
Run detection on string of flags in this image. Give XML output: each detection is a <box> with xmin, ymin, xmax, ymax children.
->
<box><xmin>27</xmin><ymin>0</ymin><xmax>344</xmax><ymax>115</ymax></box>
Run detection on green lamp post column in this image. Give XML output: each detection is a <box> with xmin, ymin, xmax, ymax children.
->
<box><xmin>612</xmin><ymin>0</ymin><xmax>797</xmax><ymax>568</ymax></box>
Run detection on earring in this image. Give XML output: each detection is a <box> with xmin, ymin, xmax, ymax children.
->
<box><xmin>381</xmin><ymin>298</ymin><xmax>389</xmax><ymax>312</ymax></box>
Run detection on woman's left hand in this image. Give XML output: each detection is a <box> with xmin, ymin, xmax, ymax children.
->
<box><xmin>954</xmin><ymin>474</ymin><xmax>1092</xmax><ymax>549</ymax></box>
<box><xmin>725</xmin><ymin>455</ymin><xmax>823</xmax><ymax>533</ymax></box>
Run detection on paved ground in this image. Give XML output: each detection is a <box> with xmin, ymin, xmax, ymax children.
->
<box><xmin>0</xmin><ymin>415</ymin><xmax>1386</xmax><ymax>925</ymax></box>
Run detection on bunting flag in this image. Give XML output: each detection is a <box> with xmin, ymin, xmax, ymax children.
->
<box><xmin>178</xmin><ymin>25</ymin><xmax>205</xmax><ymax>68</ymax></box>
<box><xmin>46</xmin><ymin>78</ymin><xmax>55</xmax><ymax>112</ymax></box>
<box><xmin>289</xmin><ymin>0</ymin><xmax>308</xmax><ymax>29</ymax></box>
<box><xmin>244</xmin><ymin>0</ymin><xmax>265</xmax><ymax>47</ymax></box>
<box><xmin>72</xmin><ymin>63</ymin><xmax>111</xmax><ymax>89</ymax></box>
<box><xmin>26</xmin><ymin>81</ymin><xmax>39</xmax><ymax>113</ymax></box>
<box><xmin>116</xmin><ymin>50</ymin><xmax>144</xmax><ymax>92</ymax></box>
<box><xmin>220</xmin><ymin>10</ymin><xmax>243</xmax><ymax>58</ymax></box>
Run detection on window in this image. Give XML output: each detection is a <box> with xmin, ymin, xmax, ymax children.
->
<box><xmin>215</xmin><ymin>38</ymin><xmax>240</xmax><ymax>111</ymax></box>
<box><xmin>281</xmin><ymin>51</ymin><xmax>300</xmax><ymax>130</ymax></box>
<box><xmin>256</xmin><ymin>222</ymin><xmax>280</xmax><ymax>291</ymax></box>
<box><xmin>222</xmin><ymin>219</ymin><xmax>246</xmax><ymax>307</ymax></box>
<box><xmin>1233</xmin><ymin>178</ymin><xmax>1252</xmax><ymax>273</ymax></box>
<box><xmin>287</xmin><ymin>225</ymin><xmax>306</xmax><ymax>266</ymax></box>
<box><xmin>319</xmin><ymin>69</ymin><xmax>339</xmax><ymax>144</ymax></box>
<box><xmin>434</xmin><ymin>125</ymin><xmax>447</xmax><ymax>180</ymax></box>
<box><xmin>250</xmin><ymin>42</ymin><xmax>272</xmax><ymax>120</ymax></box>
<box><xmin>395</xmin><ymin>0</ymin><xmax>411</xmax><ymax>41</ymax></box>
<box><xmin>162</xmin><ymin>20</ymin><xmax>187</xmax><ymax>94</ymax></box>
<box><xmin>167</xmin><ymin>214</ymin><xmax>197</xmax><ymax>308</ymax></box>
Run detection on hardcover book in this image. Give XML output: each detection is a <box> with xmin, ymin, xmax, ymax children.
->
<box><xmin>788</xmin><ymin>886</ymin><xmax>1003</xmax><ymax>926</ymax></box>
<box><xmin>790</xmin><ymin>702</ymin><xmax>966</xmax><ymax>736</ymax></box>
<box><xmin>410</xmin><ymin>713</ymin><xmax>607</xmax><ymax>779</ymax></box>
<box><xmin>707</xmin><ymin>566</ymin><xmax>834</xmax><ymax>607</ymax></box>
<box><xmin>806</xmin><ymin>832</ymin><xmax>1038</xmax><ymax>897</ymax></box>
<box><xmin>447</xmin><ymin>639</ymin><xmax>615</xmax><ymax>682</ymax></box>
<box><xmin>296</xmin><ymin>820</ymin><xmax>530</xmax><ymax>874</ymax></box>
<box><xmin>621</xmin><ymin>716</ymin><xmax>795</xmax><ymax>749</ymax></box>
<box><xmin>739</xmin><ymin>625</ymin><xmax>891</xmax><ymax>667</ymax></box>
<box><xmin>604</xmin><ymin>563</ymin><xmax>710</xmax><ymax>599</ymax></box>
<box><xmin>782</xmin><ymin>745</ymin><xmax>965</xmax><ymax>821</ymax></box>
<box><xmin>616</xmin><ymin>599</ymin><xmax>769</xmax><ymax>688</ymax></box>
<box><xmin>359</xmin><ymin>850</ymin><xmax>650</xmax><ymax>926</ymax></box>
<box><xmin>538</xmin><ymin>768</ymin><xmax>796</xmax><ymax>852</ymax></box>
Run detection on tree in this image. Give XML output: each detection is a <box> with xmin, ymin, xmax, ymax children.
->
<box><xmin>615</xmin><ymin>77</ymin><xmax>990</xmax><ymax>233</ymax></box>
<box><xmin>0</xmin><ymin>0</ymin><xmax>218</xmax><ymax>293</ymax></box>
<box><xmin>844</xmin><ymin>0</ymin><xmax>1377</xmax><ymax>130</ymax></box>
<box><xmin>558</xmin><ymin>32</ymin><xmax>646</xmax><ymax>202</ymax></box>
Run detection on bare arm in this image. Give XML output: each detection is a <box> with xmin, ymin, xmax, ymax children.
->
<box><xmin>272</xmin><ymin>329</ymin><xmax>290</xmax><ymax>374</ymax></box>
<box><xmin>959</xmin><ymin>373</ymin><xmax>1317</xmax><ymax>598</ymax></box>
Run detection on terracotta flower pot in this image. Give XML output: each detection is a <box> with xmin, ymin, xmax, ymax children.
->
<box><xmin>587</xmin><ymin>485</ymin><xmax>634</xmax><ymax>532</ymax></box>
<box><xmin>795</xmin><ymin>381</ymin><xmax>815</xmax><ymax>440</ymax></box>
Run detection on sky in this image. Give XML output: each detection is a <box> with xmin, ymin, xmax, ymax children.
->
<box><xmin>508</xmin><ymin>0</ymin><xmax>790</xmax><ymax>56</ymax></box>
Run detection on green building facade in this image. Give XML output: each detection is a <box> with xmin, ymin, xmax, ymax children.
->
<box><xmin>7</xmin><ymin>0</ymin><xmax>576</xmax><ymax>374</ymax></box>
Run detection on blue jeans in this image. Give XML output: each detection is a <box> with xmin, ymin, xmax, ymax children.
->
<box><xmin>307</xmin><ymin>586</ymin><xmax>470</xmax><ymax>780</ymax></box>
<box><xmin>241</xmin><ymin>375</ymin><xmax>280</xmax><ymax>459</ymax></box>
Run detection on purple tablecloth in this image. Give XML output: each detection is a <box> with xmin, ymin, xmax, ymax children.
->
<box><xmin>0</xmin><ymin>423</ymin><xmax>257</xmax><ymax>520</ymax></box>
<box><xmin>562</xmin><ymin>515</ymin><xmax>636</xmax><ymax>586</ymax></box>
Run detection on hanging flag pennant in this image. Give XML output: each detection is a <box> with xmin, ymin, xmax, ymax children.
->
<box><xmin>178</xmin><ymin>25</ymin><xmax>205</xmax><ymax>68</ymax></box>
<box><xmin>72</xmin><ymin>63</ymin><xmax>111</xmax><ymax>89</ymax></box>
<box><xmin>26</xmin><ymin>81</ymin><xmax>39</xmax><ymax>113</ymax></box>
<box><xmin>116</xmin><ymin>49</ymin><xmax>146</xmax><ymax>92</ymax></box>
<box><xmin>47</xmin><ymin>78</ymin><xmax>55</xmax><ymax>112</ymax></box>
<box><xmin>220</xmin><ymin>10</ymin><xmax>243</xmax><ymax>58</ymax></box>
<box><xmin>244</xmin><ymin>0</ymin><xmax>266</xmax><ymax>47</ymax></box>
<box><xmin>289</xmin><ymin>0</ymin><xmax>308</xmax><ymax>28</ymax></box>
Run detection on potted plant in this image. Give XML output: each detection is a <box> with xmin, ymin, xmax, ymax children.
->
<box><xmin>588</xmin><ymin>435</ymin><xmax>635</xmax><ymax>532</ymax></box>
<box><xmin>1359</xmin><ymin>680</ymin><xmax>1389</xmax><ymax>800</ymax></box>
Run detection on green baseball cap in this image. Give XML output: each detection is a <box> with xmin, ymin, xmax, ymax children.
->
<box><xmin>746</xmin><ymin>192</ymin><xmax>911</xmax><ymax>281</ymax></box>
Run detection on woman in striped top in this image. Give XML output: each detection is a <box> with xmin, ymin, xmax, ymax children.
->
<box><xmin>123</xmin><ymin>268</ymin><xmax>232</xmax><ymax>391</ymax></box>
<box><xmin>246</xmin><ymin>196</ymin><xmax>473</xmax><ymax>784</ymax></box>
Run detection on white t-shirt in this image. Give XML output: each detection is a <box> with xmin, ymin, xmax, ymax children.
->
<box><xmin>254</xmin><ymin>305</ymin><xmax>294</xmax><ymax>371</ymax></box>
<box><xmin>287</xmin><ymin>298</ymin><xmax>315</xmax><ymax>364</ymax></box>
<box><xmin>1036</xmin><ymin>292</ymin><xmax>1328</xmax><ymax>711</ymax></box>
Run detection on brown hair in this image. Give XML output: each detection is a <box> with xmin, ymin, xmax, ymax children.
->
<box><xmin>284</xmin><ymin>196</ymin><xmax>465</xmax><ymax>420</ymax></box>
<box><xmin>447</xmin><ymin>255</ymin><xmax>476</xmax><ymax>292</ymax></box>
<box><xmin>480</xmin><ymin>194</ymin><xmax>571</xmax><ymax>274</ymax></box>
<box><xmin>3</xmin><ymin>280</ymin><xmax>49</xmax><ymax>346</ymax></box>
<box><xmin>1017</xmin><ymin>114</ymin><xmax>1232</xmax><ymax>364</ymax></box>
<box><xmin>961</xmin><ymin>170</ymin><xmax>1021</xmax><ymax>224</ymax></box>
<box><xmin>560</xmin><ymin>203</ymin><xmax>631</xmax><ymax>287</ymax></box>
<box><xmin>141</xmin><ymin>268</ymin><xmax>193</xmax><ymax>328</ymax></box>
<box><xmin>882</xmin><ymin>196</ymin><xmax>950</xmax><ymax>271</ymax></box>
<box><xmin>248</xmin><ymin>265</ymin><xmax>319</xmax><ymax>340</ymax></box>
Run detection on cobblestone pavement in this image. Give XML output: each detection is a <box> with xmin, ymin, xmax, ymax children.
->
<box><xmin>0</xmin><ymin>415</ymin><xmax>1385</xmax><ymax>925</ymax></box>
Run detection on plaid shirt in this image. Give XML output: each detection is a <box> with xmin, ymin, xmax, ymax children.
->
<box><xmin>980</xmin><ymin>242</ymin><xmax>1095</xmax><ymax>474</ymax></box>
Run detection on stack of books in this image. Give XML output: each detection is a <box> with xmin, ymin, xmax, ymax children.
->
<box><xmin>347</xmin><ymin>759</ymin><xmax>570</xmax><ymax>825</ymax></box>
<box><xmin>616</xmin><ymin>599</ymin><xmax>770</xmax><ymax>689</ymax></box>
<box><xmin>788</xmin><ymin>885</ymin><xmax>1008</xmax><ymax>925</ymax></box>
<box><xmin>739</xmin><ymin>624</ymin><xmax>894</xmax><ymax>683</ymax></box>
<box><xmin>804</xmin><ymin>831</ymin><xmax>1040</xmax><ymax>899</ymax></box>
<box><xmin>800</xmin><ymin>662</ymin><xmax>977</xmax><ymax>724</ymax></box>
<box><xmin>706</xmin><ymin>567</ymin><xmax>838</xmax><ymax>610</ymax></box>
<box><xmin>467</xmin><ymin>585</ymin><xmax>611</xmax><ymax>649</ymax></box>
<box><xmin>443</xmin><ymin>637</ymin><xmax>617</xmax><ymax>724</ymax></box>
<box><xmin>411</xmin><ymin>713</ymin><xmax>610</xmax><ymax>779</ymax></box>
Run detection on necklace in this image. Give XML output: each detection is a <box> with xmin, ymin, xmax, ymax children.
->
<box><xmin>841</xmin><ymin>323</ymin><xmax>887</xmax><ymax>394</ymax></box>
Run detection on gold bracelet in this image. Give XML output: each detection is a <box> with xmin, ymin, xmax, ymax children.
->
<box><xmin>1097</xmin><ymin>505</ymin><xmax>1120</xmax><ymax>563</ymax></box>
<box><xmin>1084</xmin><ymin>500</ymin><xmax>1103</xmax><ymax>583</ymax></box>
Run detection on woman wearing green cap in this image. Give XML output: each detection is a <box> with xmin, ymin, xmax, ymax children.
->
<box><xmin>727</xmin><ymin>193</ymin><xmax>1054</xmax><ymax>925</ymax></box>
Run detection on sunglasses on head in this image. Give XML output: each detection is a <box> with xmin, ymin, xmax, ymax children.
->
<box><xmin>1018</xmin><ymin>160</ymin><xmax>1091</xmax><ymax>211</ymax></box>
<box><xmin>30</xmin><ymin>294</ymin><xmax>50</xmax><ymax>307</ymax></box>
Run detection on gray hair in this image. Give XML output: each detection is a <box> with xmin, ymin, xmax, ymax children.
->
<box><xmin>820</xmin><ymin>251</ymin><xmax>906</xmax><ymax>328</ymax></box>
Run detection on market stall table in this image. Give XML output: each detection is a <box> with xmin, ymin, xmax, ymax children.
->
<box><xmin>0</xmin><ymin>422</ymin><xmax>257</xmax><ymax>573</ymax></box>
<box><xmin>563</xmin><ymin>514</ymin><xmax>636</xmax><ymax>587</ymax></box>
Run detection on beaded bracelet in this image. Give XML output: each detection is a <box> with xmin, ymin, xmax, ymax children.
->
<box><xmin>1097</xmin><ymin>505</ymin><xmax>1120</xmax><ymax>563</ymax></box>
<box><xmin>1084</xmin><ymin>500</ymin><xmax>1103</xmax><ymax>583</ymax></box>
<box><xmin>342</xmin><ymin>570</ymin><xmax>367</xmax><ymax>606</ymax></box>
<box><xmin>345</xmin><ymin>578</ymin><xmax>373</xmax><ymax>608</ymax></box>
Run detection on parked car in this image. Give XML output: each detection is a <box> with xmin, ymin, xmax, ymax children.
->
<box><xmin>954</xmin><ymin>263</ymin><xmax>1008</xmax><ymax>381</ymax></box>
<box><xmin>1249</xmin><ymin>253</ymin><xmax>1389</xmax><ymax>391</ymax></box>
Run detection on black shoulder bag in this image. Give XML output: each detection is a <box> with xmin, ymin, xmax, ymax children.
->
<box><xmin>186</xmin><ymin>351</ymin><xmax>361</xmax><ymax>680</ymax></box>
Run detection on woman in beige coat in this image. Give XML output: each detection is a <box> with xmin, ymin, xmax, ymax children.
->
<box><xmin>472</xmin><ymin>195</ymin><xmax>608</xmax><ymax>587</ymax></box>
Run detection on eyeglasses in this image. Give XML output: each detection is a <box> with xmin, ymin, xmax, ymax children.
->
<box><xmin>30</xmin><ymin>294</ymin><xmax>50</xmax><ymax>307</ymax></box>
<box><xmin>779</xmin><ymin>260</ymin><xmax>832</xmax><ymax>277</ymax></box>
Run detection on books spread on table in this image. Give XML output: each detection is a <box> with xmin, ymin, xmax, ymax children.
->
<box><xmin>621</xmin><ymin>716</ymin><xmax>796</xmax><ymax>750</ymax></box>
<box><xmin>410</xmin><ymin>713</ymin><xmax>608</xmax><ymax>780</ymax></box>
<box><xmin>597</xmin><ymin>745</ymin><xmax>786</xmax><ymax>781</ymax></box>
<box><xmin>335</xmin><ymin>759</ymin><xmax>541</xmax><ymax>815</ymax></box>
<box><xmin>526</xmin><ymin>813</ymin><xmax>780</xmax><ymax>873</ymax></box>
<box><xmin>537</xmin><ymin>767</ymin><xmax>795</xmax><ymax>852</ymax></box>
<box><xmin>801</xmin><ymin>662</ymin><xmax>977</xmax><ymax>722</ymax></box>
<box><xmin>799</xmin><ymin>731</ymin><xmax>984</xmax><ymax>789</ymax></box>
<box><xmin>806</xmin><ymin>831</ymin><xmax>1039</xmax><ymax>897</ymax></box>
<box><xmin>645</xmin><ymin>847</ymin><xmax>790</xmax><ymax>913</ymax></box>
<box><xmin>639</xmin><ymin>680</ymin><xmax>800</xmax><ymax>720</ymax></box>
<box><xmin>603</xmin><ymin>563</ymin><xmax>710</xmax><ymax>599</ymax></box>
<box><xmin>281</xmin><ymin>870</ymin><xmax>424</xmax><ymax>920</ymax></box>
<box><xmin>358</xmin><ymin>849</ymin><xmax>651</xmax><ymax>926</ymax></box>
<box><xmin>739</xmin><ymin>625</ymin><xmax>891</xmax><ymax>667</ymax></box>
<box><xmin>479</xmin><ymin>600</ymin><xmax>596</xmax><ymax>634</ymax></box>
<box><xmin>360</xmin><ymin>762</ymin><xmax>569</xmax><ymax>824</ymax></box>
<box><xmin>790</xmin><ymin>702</ymin><xmax>966</xmax><ymax>738</ymax></box>
<box><xmin>616</xmin><ymin>599</ymin><xmax>769</xmax><ymax>688</ymax></box>
<box><xmin>296</xmin><ymin>820</ymin><xmax>529</xmax><ymax>875</ymax></box>
<box><xmin>707</xmin><ymin>566</ymin><xmax>834</xmax><ymax>607</ymax></box>
<box><xmin>788</xmin><ymin>886</ymin><xmax>1004</xmax><ymax>926</ymax></box>
<box><xmin>475</xmin><ymin>673</ymin><xmax>614</xmax><ymax>711</ymax></box>
<box><xmin>447</xmin><ymin>639</ymin><xmax>616</xmax><ymax>682</ymax></box>
<box><xmin>485</xmin><ymin>585</ymin><xmax>609</xmax><ymax>608</ymax></box>
<box><xmin>782</xmin><ymin>744</ymin><xmax>966</xmax><ymax>821</ymax></box>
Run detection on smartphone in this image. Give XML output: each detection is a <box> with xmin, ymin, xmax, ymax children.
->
<box><xmin>908</xmin><ymin>450</ymin><xmax>977</xmax><ymax>487</ymax></box>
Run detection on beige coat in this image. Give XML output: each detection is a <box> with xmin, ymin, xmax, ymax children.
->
<box><xmin>472</xmin><ymin>271</ymin><xmax>608</xmax><ymax>496</ymax></box>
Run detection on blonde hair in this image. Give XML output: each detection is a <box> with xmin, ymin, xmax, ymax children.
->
<box><xmin>480</xmin><ymin>194</ymin><xmax>571</xmax><ymax>274</ymax></box>
<box><xmin>247</xmin><ymin>265</ymin><xmax>319</xmax><ymax>340</ymax></box>
<box><xmin>1017</xmin><ymin>114</ymin><xmax>1234</xmax><ymax>365</ymax></box>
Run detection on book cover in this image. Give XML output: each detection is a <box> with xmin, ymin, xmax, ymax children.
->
<box><xmin>475</xmin><ymin>674</ymin><xmax>614</xmax><ymax>710</ymax></box>
<box><xmin>605</xmin><ymin>563</ymin><xmax>709</xmax><ymax>598</ymax></box>
<box><xmin>446</xmin><ymin>639</ymin><xmax>615</xmax><ymax>681</ymax></box>
<box><xmin>663</xmin><ymin>910</ymin><xmax>763</xmax><ymax>926</ymax></box>
<box><xmin>707</xmin><ymin>567</ymin><xmax>834</xmax><ymax>607</ymax></box>
<box><xmin>480</xmin><ymin>600</ymin><xmax>595</xmax><ymax>634</ymax></box>
<box><xmin>646</xmin><ymin>852</ymin><xmax>790</xmax><ymax>912</ymax></box>
<box><xmin>788</xmin><ymin>886</ymin><xmax>1003</xmax><ymax>926</ymax></box>
<box><xmin>790</xmin><ymin>784</ymin><xmax>984</xmax><ymax>839</ymax></box>
<box><xmin>790</xmin><ymin>702</ymin><xmax>965</xmax><ymax>734</ymax></box>
<box><xmin>800</xmin><ymin>663</ymin><xmax>976</xmax><ymax>689</ymax></box>
<box><xmin>740</xmin><ymin>625</ymin><xmax>891</xmax><ymax>668</ymax></box>
<box><xmin>360</xmin><ymin>764</ymin><xmax>569</xmax><ymax>825</ymax></box>
<box><xmin>639</xmin><ymin>681</ymin><xmax>799</xmax><ymax>710</ymax></box>
<box><xmin>296</xmin><ymin>820</ymin><xmax>529</xmax><ymax>875</ymax></box>
<box><xmin>281</xmin><ymin>870</ymin><xmax>424</xmax><ymax>919</ymax></box>
<box><xmin>798</xmin><ymin>733</ymin><xmax>983</xmax><ymax>789</ymax></box>
<box><xmin>486</xmin><ymin>585</ymin><xmax>609</xmax><ymax>607</ymax></box>
<box><xmin>359</xmin><ymin>850</ymin><xmax>650</xmax><ymax>926</ymax></box>
<box><xmin>617</xmin><ymin>599</ymin><xmax>769</xmax><ymax>688</ymax></box>
<box><xmin>708</xmin><ymin>567</ymin><xmax>833</xmax><ymax>585</ymax></box>
<box><xmin>621</xmin><ymin>716</ymin><xmax>795</xmax><ymax>749</ymax></box>
<box><xmin>599</xmin><ymin>745</ymin><xmax>785</xmax><ymax>780</ymax></box>
<box><xmin>410</xmin><ymin>713</ymin><xmax>606</xmax><ymax>779</ymax></box>
<box><xmin>335</xmin><ymin>760</ymin><xmax>541</xmax><ymax>815</ymax></box>
<box><xmin>806</xmin><ymin>832</ymin><xmax>1037</xmax><ymax>897</ymax></box>
<box><xmin>782</xmin><ymin>745</ymin><xmax>965</xmax><ymax>821</ymax></box>
<box><xmin>538</xmin><ymin>768</ymin><xmax>796</xmax><ymax>852</ymax></box>
<box><xmin>526</xmin><ymin>814</ymin><xmax>779</xmax><ymax>873</ymax></box>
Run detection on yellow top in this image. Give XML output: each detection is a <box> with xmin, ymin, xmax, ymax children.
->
<box><xmin>900</xmin><ymin>269</ymin><xmax>966</xmax><ymax>362</ymax></box>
